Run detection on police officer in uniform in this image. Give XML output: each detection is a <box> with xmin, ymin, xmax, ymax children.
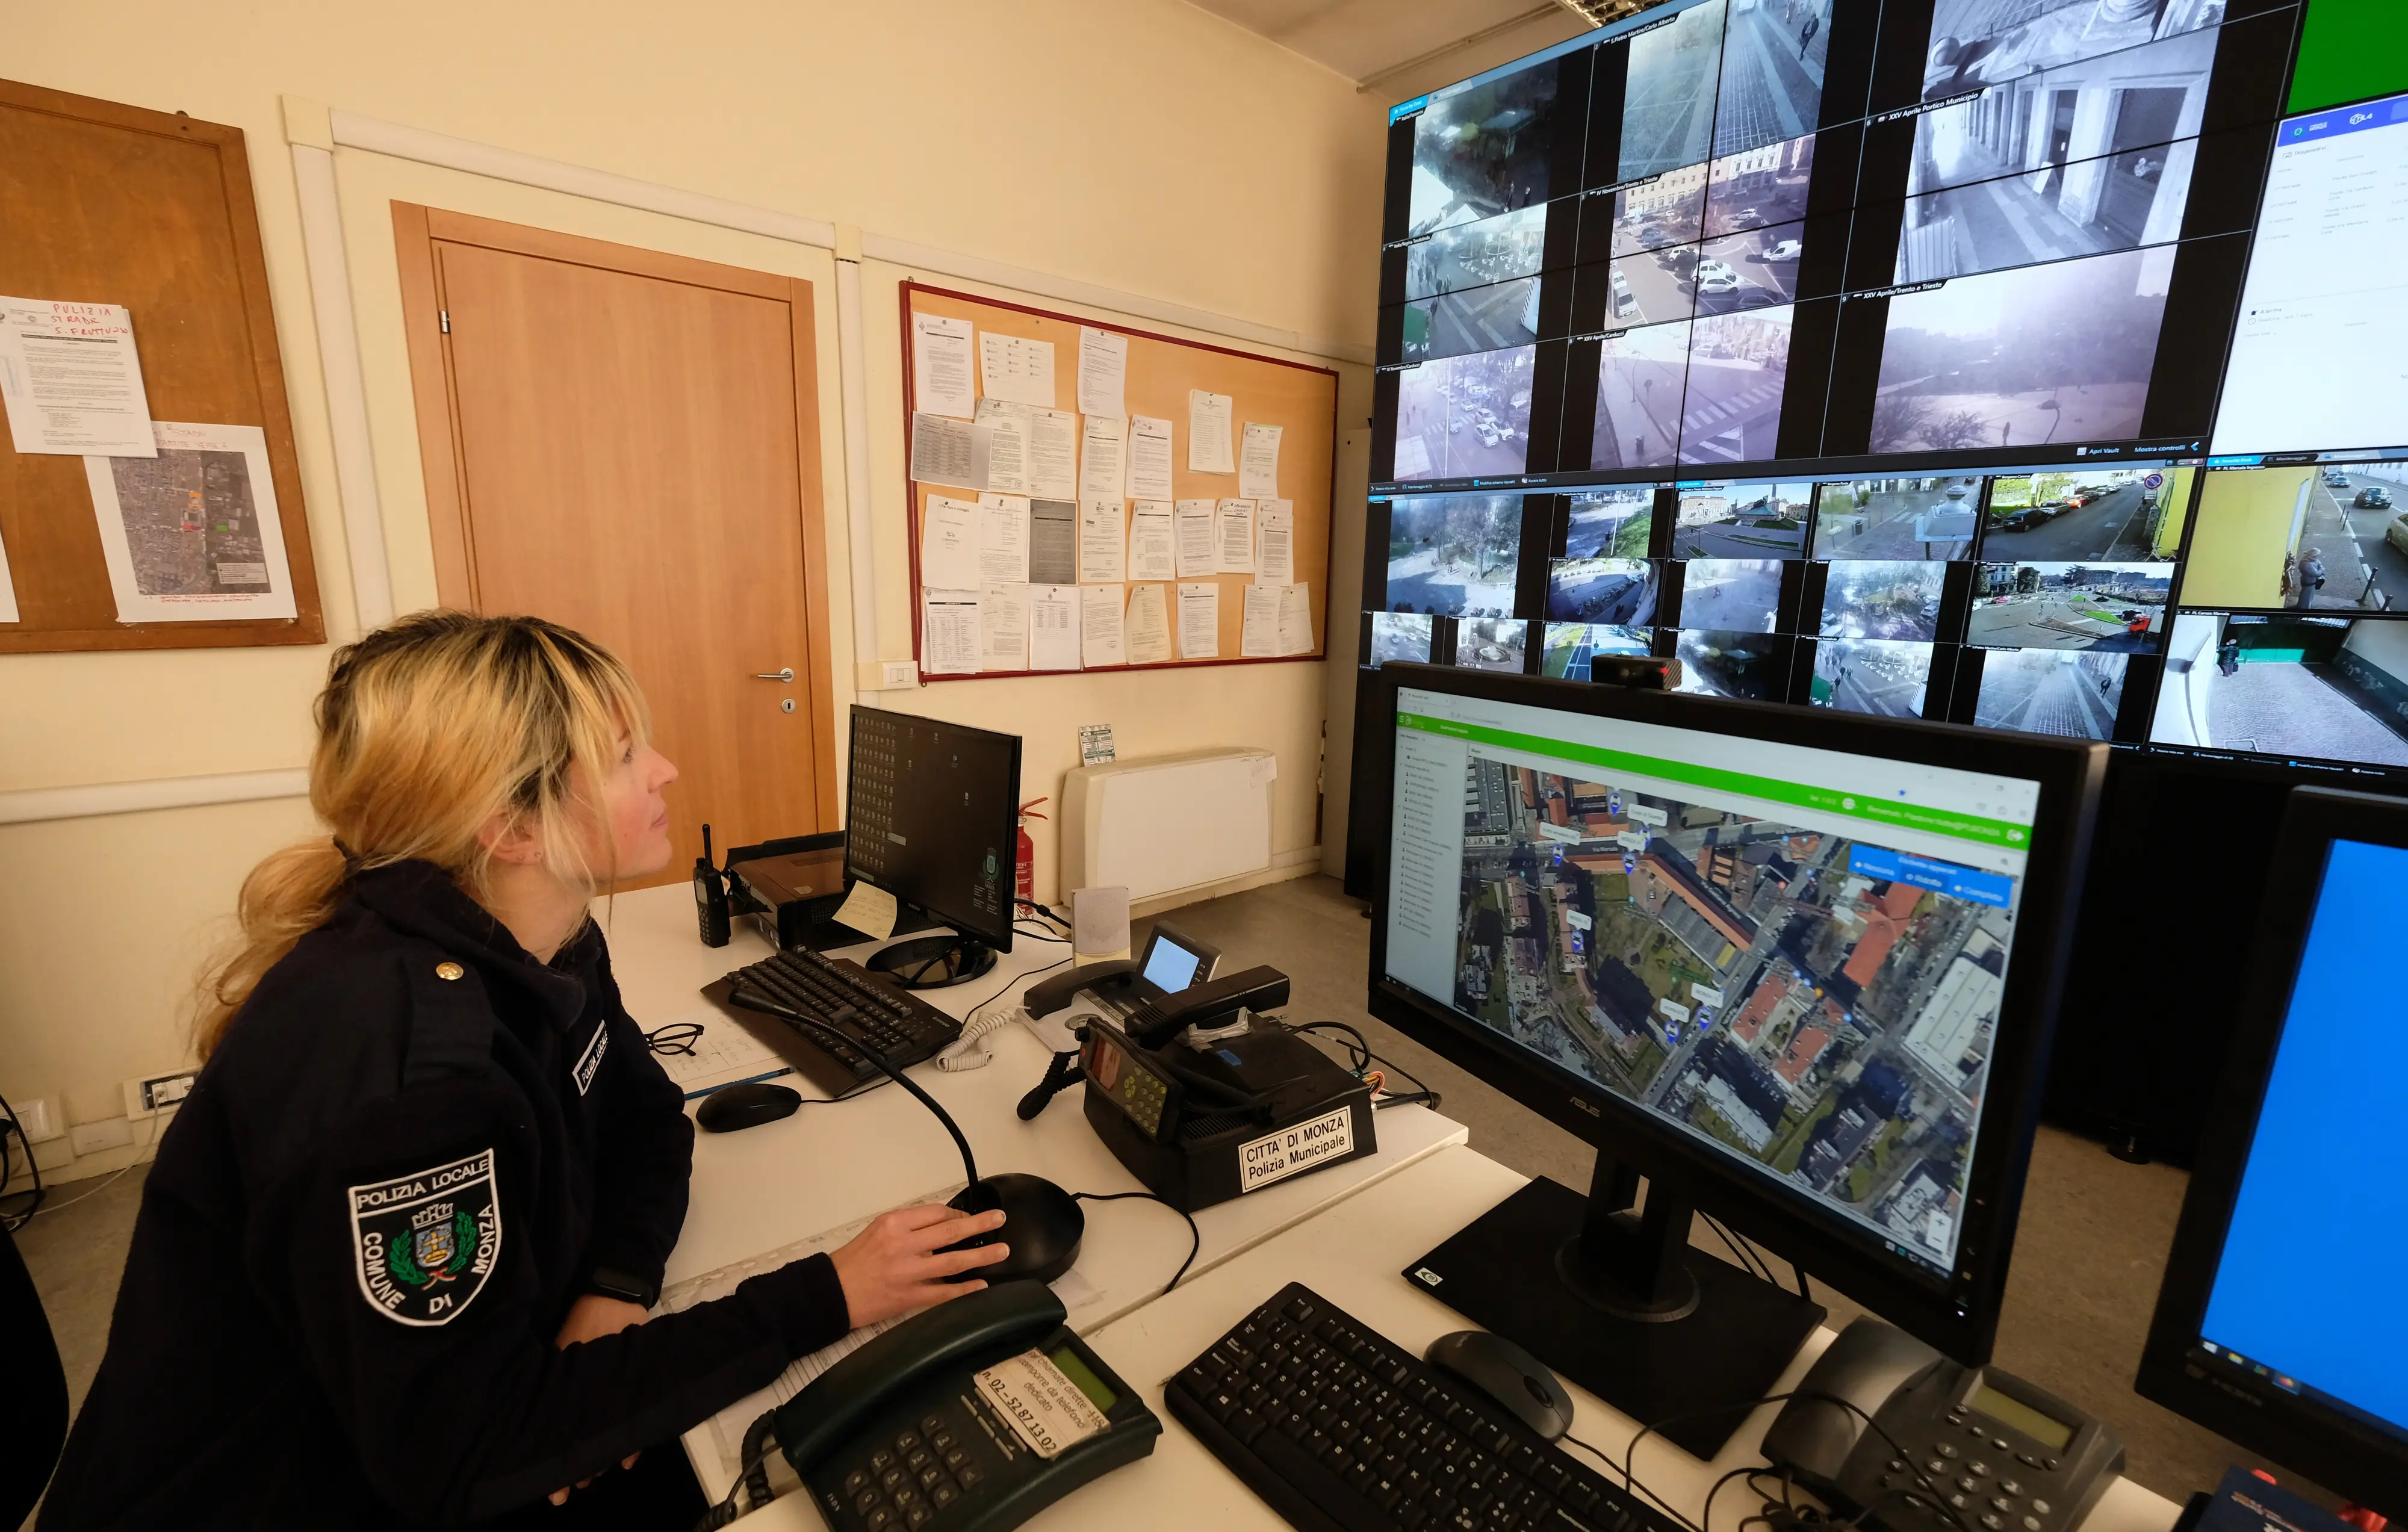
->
<box><xmin>43</xmin><ymin>613</ymin><xmax>1011</xmax><ymax>1529</ymax></box>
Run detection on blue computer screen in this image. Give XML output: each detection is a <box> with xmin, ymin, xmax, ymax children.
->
<box><xmin>2198</xmin><ymin>837</ymin><xmax>2408</xmax><ymax>1436</ymax></box>
<box><xmin>1141</xmin><ymin>935</ymin><xmax>1206</xmax><ymax>995</ymax></box>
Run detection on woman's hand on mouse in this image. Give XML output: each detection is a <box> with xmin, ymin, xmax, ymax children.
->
<box><xmin>830</xmin><ymin>1205</ymin><xmax>1013</xmax><ymax>1327</ymax></box>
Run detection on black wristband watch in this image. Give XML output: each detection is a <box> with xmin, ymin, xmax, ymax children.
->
<box><xmin>585</xmin><ymin>1265</ymin><xmax>661</xmax><ymax>1309</ymax></box>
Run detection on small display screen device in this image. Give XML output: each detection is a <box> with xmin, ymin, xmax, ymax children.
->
<box><xmin>1969</xmin><ymin>1382</ymin><xmax>2074</xmax><ymax>1451</ymax></box>
<box><xmin>1135</xmin><ymin>923</ymin><xmax>1218</xmax><ymax>1001</ymax></box>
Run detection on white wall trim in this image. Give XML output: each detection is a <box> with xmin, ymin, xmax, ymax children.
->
<box><xmin>290</xmin><ymin>140</ymin><xmax>395</xmax><ymax>633</ymax></box>
<box><xmin>318</xmin><ymin>109</ymin><xmax>1373</xmax><ymax>367</ymax></box>
<box><xmin>0</xmin><ymin>771</ymin><xmax>310</xmax><ymax>827</ymax></box>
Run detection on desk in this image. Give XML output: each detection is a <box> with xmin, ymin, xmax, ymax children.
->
<box><xmin>589</xmin><ymin>885</ymin><xmax>1472</xmax><ymax>1493</ymax></box>
<box><xmin>726</xmin><ymin>1146</ymin><xmax>2183</xmax><ymax>1532</ymax></box>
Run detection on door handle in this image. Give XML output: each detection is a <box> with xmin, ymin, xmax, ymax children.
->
<box><xmin>753</xmin><ymin>668</ymin><xmax>795</xmax><ymax>683</ymax></box>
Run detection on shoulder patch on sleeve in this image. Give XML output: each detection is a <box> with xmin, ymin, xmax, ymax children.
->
<box><xmin>349</xmin><ymin>1149</ymin><xmax>502</xmax><ymax>1327</ymax></box>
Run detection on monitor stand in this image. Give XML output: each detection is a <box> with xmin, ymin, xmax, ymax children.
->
<box><xmin>866</xmin><ymin>931</ymin><xmax>999</xmax><ymax>989</ymax></box>
<box><xmin>1403</xmin><ymin>1155</ymin><xmax>1826</xmax><ymax>1459</ymax></box>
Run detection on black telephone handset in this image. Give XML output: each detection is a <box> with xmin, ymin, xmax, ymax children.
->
<box><xmin>1023</xmin><ymin>961</ymin><xmax>1141</xmax><ymax>1019</ymax></box>
<box><xmin>776</xmin><ymin>1281</ymin><xmax>1160</xmax><ymax>1532</ymax></box>
<box><xmin>1762</xmin><ymin>1319</ymin><xmax>2124</xmax><ymax>1532</ymax></box>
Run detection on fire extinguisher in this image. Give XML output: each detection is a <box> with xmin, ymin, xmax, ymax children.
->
<box><xmin>1016</xmin><ymin>796</ymin><xmax>1047</xmax><ymax>907</ymax></box>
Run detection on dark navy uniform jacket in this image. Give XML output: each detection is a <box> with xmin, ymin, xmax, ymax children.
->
<box><xmin>42</xmin><ymin>860</ymin><xmax>851</xmax><ymax>1528</ymax></box>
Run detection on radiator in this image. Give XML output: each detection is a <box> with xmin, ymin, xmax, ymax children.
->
<box><xmin>1060</xmin><ymin>748</ymin><xmax>1276</xmax><ymax>904</ymax></box>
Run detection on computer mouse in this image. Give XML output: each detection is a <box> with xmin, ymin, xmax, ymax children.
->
<box><xmin>695</xmin><ymin>1080</ymin><xmax>802</xmax><ymax>1133</ymax></box>
<box><xmin>1425</xmin><ymin>1330</ymin><xmax>1575</xmax><ymax>1442</ymax></box>
<box><xmin>943</xmin><ymin>1172</ymin><xmax>1085</xmax><ymax>1285</ymax></box>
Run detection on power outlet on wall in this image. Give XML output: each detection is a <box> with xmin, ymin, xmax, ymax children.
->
<box><xmin>882</xmin><ymin>660</ymin><xmax>917</xmax><ymax>690</ymax></box>
<box><xmin>6</xmin><ymin>1096</ymin><xmax>58</xmax><ymax>1143</ymax></box>
<box><xmin>124</xmin><ymin>1070</ymin><xmax>198</xmax><ymax>1119</ymax></box>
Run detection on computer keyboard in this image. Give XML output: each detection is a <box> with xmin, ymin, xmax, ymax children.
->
<box><xmin>1168</xmin><ymin>1283</ymin><xmax>1683</xmax><ymax>1532</ymax></box>
<box><xmin>722</xmin><ymin>946</ymin><xmax>962</xmax><ymax>1085</ymax></box>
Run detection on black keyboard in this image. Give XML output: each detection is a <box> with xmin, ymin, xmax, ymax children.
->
<box><xmin>722</xmin><ymin>947</ymin><xmax>961</xmax><ymax>1085</ymax></box>
<box><xmin>1168</xmin><ymin>1283</ymin><xmax>1683</xmax><ymax>1532</ymax></box>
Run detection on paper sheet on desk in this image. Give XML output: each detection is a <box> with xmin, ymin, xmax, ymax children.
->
<box><xmin>662</xmin><ymin>1184</ymin><xmax>1102</xmax><ymax>1473</ymax></box>
<box><xmin>649</xmin><ymin>1007</ymin><xmax>784</xmax><ymax>1091</ymax></box>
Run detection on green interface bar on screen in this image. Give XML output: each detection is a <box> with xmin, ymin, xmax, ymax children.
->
<box><xmin>1395</xmin><ymin>712</ymin><xmax>2034</xmax><ymax>849</ymax></box>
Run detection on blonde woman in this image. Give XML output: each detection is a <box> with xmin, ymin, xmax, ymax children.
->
<box><xmin>43</xmin><ymin>613</ymin><xmax>1008</xmax><ymax>1530</ymax></box>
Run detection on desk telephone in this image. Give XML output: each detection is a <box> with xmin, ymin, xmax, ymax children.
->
<box><xmin>1763</xmin><ymin>1318</ymin><xmax>2125</xmax><ymax>1532</ymax></box>
<box><xmin>737</xmin><ymin>1282</ymin><xmax>1159</xmax><ymax>1532</ymax></box>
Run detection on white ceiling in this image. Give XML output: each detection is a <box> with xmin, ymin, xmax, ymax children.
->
<box><xmin>1183</xmin><ymin>0</ymin><xmax>1595</xmax><ymax>107</ymax></box>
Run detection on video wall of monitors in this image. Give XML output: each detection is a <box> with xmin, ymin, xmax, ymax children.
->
<box><xmin>1361</xmin><ymin>0</ymin><xmax>2408</xmax><ymax>785</ymax></box>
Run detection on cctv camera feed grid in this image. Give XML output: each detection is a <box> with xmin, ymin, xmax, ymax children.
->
<box><xmin>1385</xmin><ymin>686</ymin><xmax>2041</xmax><ymax>1279</ymax></box>
<box><xmin>1376</xmin><ymin>0</ymin><xmax>2287</xmax><ymax>485</ymax></box>
<box><xmin>845</xmin><ymin>708</ymin><xmax>1016</xmax><ymax>947</ymax></box>
<box><xmin>1359</xmin><ymin>7</ymin><xmax>2408</xmax><ymax>780</ymax></box>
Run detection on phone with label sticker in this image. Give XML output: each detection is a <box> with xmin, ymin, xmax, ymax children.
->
<box><xmin>772</xmin><ymin>1280</ymin><xmax>1159</xmax><ymax>1532</ymax></box>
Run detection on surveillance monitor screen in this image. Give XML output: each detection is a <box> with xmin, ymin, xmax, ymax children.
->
<box><xmin>1383</xmin><ymin>683</ymin><xmax>2044</xmax><ymax>1279</ymax></box>
<box><xmin>1375</xmin><ymin>0</ymin><xmax>2294</xmax><ymax>489</ymax></box>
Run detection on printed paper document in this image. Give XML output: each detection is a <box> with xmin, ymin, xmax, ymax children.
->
<box><xmin>1188</xmin><ymin>389</ymin><xmax>1235</xmax><ymax>473</ymax></box>
<box><xmin>975</xmin><ymin>399</ymin><xmax>1030</xmax><ymax>495</ymax></box>
<box><xmin>0</xmin><ymin>526</ymin><xmax>19</xmax><ymax>624</ymax></box>
<box><xmin>1255</xmin><ymin>498</ymin><xmax>1294</xmax><ymax>585</ymax></box>
<box><xmin>1241</xmin><ymin>585</ymin><xmax>1279</xmax><ymax>658</ymax></box>
<box><xmin>84</xmin><ymin>421</ymin><xmax>297</xmax><ymax>621</ymax></box>
<box><xmin>1127</xmin><ymin>501</ymin><xmax>1175</xmax><ymax>581</ymax></box>
<box><xmin>1216</xmin><ymin>498</ymin><xmax>1256</xmax><ymax>574</ymax></box>
<box><xmin>980</xmin><ymin>581</ymin><xmax>1030</xmax><ymax>671</ymax></box>
<box><xmin>1175</xmin><ymin>500</ymin><xmax>1217</xmax><ymax>578</ymax></box>
<box><xmin>1239</xmin><ymin>422</ymin><xmax>1282</xmax><ymax>498</ymax></box>
<box><xmin>0</xmin><ymin>296</ymin><xmax>156</xmax><ymax>457</ymax></box>
<box><xmin>1277</xmin><ymin>582</ymin><xmax>1315</xmax><ymax>656</ymax></box>
<box><xmin>920</xmin><ymin>495</ymin><xmax>982</xmax><ymax>590</ymax></box>
<box><xmin>1029</xmin><ymin>585</ymin><xmax>1081</xmax><ymax>671</ymax></box>
<box><xmin>910</xmin><ymin>412</ymin><xmax>989</xmax><ymax>491</ymax></box>
<box><xmin>979</xmin><ymin>332</ymin><xmax>1056</xmax><ymax>409</ymax></box>
<box><xmin>978</xmin><ymin>493</ymin><xmax>1030</xmax><ymax>584</ymax></box>
<box><xmin>1077</xmin><ymin>326</ymin><xmax>1128</xmax><ymax>419</ymax></box>
<box><xmin>1126</xmin><ymin>414</ymin><xmax>1174</xmax><ymax>500</ymax></box>
<box><xmin>1027</xmin><ymin>408</ymin><xmax>1079</xmax><ymax>500</ymax></box>
<box><xmin>920</xmin><ymin>589</ymin><xmax>979</xmax><ymax>675</ymax></box>
<box><xmin>1178</xmin><ymin>582</ymin><xmax>1220</xmax><ymax>659</ymax></box>
<box><xmin>1078</xmin><ymin>415</ymin><xmax>1126</xmax><ymax>501</ymax></box>
<box><xmin>910</xmin><ymin>313</ymin><xmax>976</xmax><ymax>419</ymax></box>
<box><xmin>1078</xmin><ymin>499</ymin><xmax>1126</xmax><ymax>583</ymax></box>
<box><xmin>1029</xmin><ymin>499</ymin><xmax>1077</xmax><ymax>585</ymax></box>
<box><xmin>1080</xmin><ymin>584</ymin><xmax>1126</xmax><ymax>667</ymax></box>
<box><xmin>1125</xmin><ymin>583</ymin><xmax>1171</xmax><ymax>664</ymax></box>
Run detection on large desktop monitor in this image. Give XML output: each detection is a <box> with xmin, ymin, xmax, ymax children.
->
<box><xmin>2136</xmin><ymin>786</ymin><xmax>2408</xmax><ymax>1516</ymax></box>
<box><xmin>1362</xmin><ymin>662</ymin><xmax>2105</xmax><ymax>1453</ymax></box>
<box><xmin>844</xmin><ymin>705</ymin><xmax>1021</xmax><ymax>987</ymax></box>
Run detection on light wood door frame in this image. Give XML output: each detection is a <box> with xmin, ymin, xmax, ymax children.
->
<box><xmin>391</xmin><ymin>203</ymin><xmax>839</xmax><ymax>831</ymax></box>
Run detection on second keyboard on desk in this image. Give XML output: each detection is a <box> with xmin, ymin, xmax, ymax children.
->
<box><xmin>712</xmin><ymin>946</ymin><xmax>961</xmax><ymax>1096</ymax></box>
<box><xmin>1169</xmin><ymin>1283</ymin><xmax>1683</xmax><ymax>1532</ymax></box>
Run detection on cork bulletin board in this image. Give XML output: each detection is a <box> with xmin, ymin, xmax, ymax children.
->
<box><xmin>901</xmin><ymin>281</ymin><xmax>1336</xmax><ymax>678</ymax></box>
<box><xmin>0</xmin><ymin>78</ymin><xmax>322</xmax><ymax>653</ymax></box>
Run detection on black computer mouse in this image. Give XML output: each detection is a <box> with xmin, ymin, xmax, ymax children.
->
<box><xmin>1425</xmin><ymin>1330</ymin><xmax>1575</xmax><ymax>1441</ymax></box>
<box><xmin>943</xmin><ymin>1173</ymin><xmax>1084</xmax><ymax>1285</ymax></box>
<box><xmin>695</xmin><ymin>1080</ymin><xmax>803</xmax><ymax>1133</ymax></box>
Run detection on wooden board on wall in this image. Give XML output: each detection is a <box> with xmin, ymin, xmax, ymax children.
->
<box><xmin>0</xmin><ymin>78</ymin><xmax>321</xmax><ymax>653</ymax></box>
<box><xmin>901</xmin><ymin>282</ymin><xmax>1335</xmax><ymax>677</ymax></box>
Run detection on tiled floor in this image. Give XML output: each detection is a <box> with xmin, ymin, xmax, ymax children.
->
<box><xmin>19</xmin><ymin>875</ymin><xmax>2315</xmax><ymax>1520</ymax></box>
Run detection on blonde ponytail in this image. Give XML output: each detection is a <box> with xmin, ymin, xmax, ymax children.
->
<box><xmin>193</xmin><ymin>612</ymin><xmax>650</xmax><ymax>1059</ymax></box>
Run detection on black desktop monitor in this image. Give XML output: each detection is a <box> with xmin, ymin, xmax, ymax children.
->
<box><xmin>2135</xmin><ymin>787</ymin><xmax>2408</xmax><ymax>1517</ymax></box>
<box><xmin>844</xmin><ymin>706</ymin><xmax>1021</xmax><ymax>988</ymax></box>
<box><xmin>1361</xmin><ymin>662</ymin><xmax>2105</xmax><ymax>1455</ymax></box>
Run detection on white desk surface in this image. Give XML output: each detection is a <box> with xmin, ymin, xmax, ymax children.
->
<box><xmin>591</xmin><ymin>884</ymin><xmax>1471</xmax><ymax>1492</ymax></box>
<box><xmin>727</xmin><ymin>1146</ymin><xmax>2182</xmax><ymax>1532</ymax></box>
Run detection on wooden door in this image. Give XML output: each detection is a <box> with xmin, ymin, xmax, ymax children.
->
<box><xmin>395</xmin><ymin>207</ymin><xmax>836</xmax><ymax>887</ymax></box>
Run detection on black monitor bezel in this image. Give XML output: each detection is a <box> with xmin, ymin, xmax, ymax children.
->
<box><xmin>1359</xmin><ymin>661</ymin><xmax>2105</xmax><ymax>1362</ymax></box>
<box><xmin>843</xmin><ymin>704</ymin><xmax>1022</xmax><ymax>954</ymax></box>
<box><xmin>2135</xmin><ymin>787</ymin><xmax>2408</xmax><ymax>1515</ymax></box>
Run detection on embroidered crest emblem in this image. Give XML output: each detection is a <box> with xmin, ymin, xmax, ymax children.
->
<box><xmin>572</xmin><ymin>1018</ymin><xmax>610</xmax><ymax>1097</ymax></box>
<box><xmin>349</xmin><ymin>1149</ymin><xmax>501</xmax><ymax>1326</ymax></box>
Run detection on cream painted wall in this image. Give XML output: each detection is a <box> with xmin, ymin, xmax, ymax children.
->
<box><xmin>0</xmin><ymin>0</ymin><xmax>1388</xmax><ymax>1178</ymax></box>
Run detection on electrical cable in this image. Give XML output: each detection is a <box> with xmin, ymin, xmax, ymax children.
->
<box><xmin>1283</xmin><ymin>1021</ymin><xmax>1444</xmax><ymax>1111</ymax></box>
<box><xmin>0</xmin><ymin>1090</ymin><xmax>46</xmax><ymax>1231</ymax></box>
<box><xmin>1070</xmin><ymin>1189</ymin><xmax>1200</xmax><ymax>1294</ymax></box>
<box><xmin>1702</xmin><ymin>1212</ymin><xmax>1775</xmax><ymax>1285</ymax></box>
<box><xmin>1560</xmin><ymin>1433</ymin><xmax>1700</xmax><ymax>1532</ymax></box>
<box><xmin>1619</xmin><ymin>1390</ymin><xmax>1975</xmax><ymax>1532</ymax></box>
<box><xmin>692</xmin><ymin>1409</ymin><xmax>784</xmax><ymax>1530</ymax></box>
